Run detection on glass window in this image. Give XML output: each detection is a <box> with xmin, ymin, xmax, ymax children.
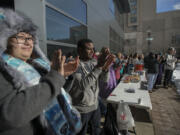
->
<box><xmin>129</xmin><ymin>0</ymin><xmax>137</xmax><ymax>6</ymax></box>
<box><xmin>157</xmin><ymin>0</ymin><xmax>180</xmax><ymax>13</ymax></box>
<box><xmin>109</xmin><ymin>27</ymin><xmax>123</xmax><ymax>53</ymax></box>
<box><xmin>109</xmin><ymin>0</ymin><xmax>115</xmax><ymax>15</ymax></box>
<box><xmin>131</xmin><ymin>9</ymin><xmax>137</xmax><ymax>14</ymax></box>
<box><xmin>47</xmin><ymin>44</ymin><xmax>77</xmax><ymax>60</ymax></box>
<box><xmin>130</xmin><ymin>16</ymin><xmax>137</xmax><ymax>23</ymax></box>
<box><xmin>0</xmin><ymin>0</ymin><xmax>14</xmax><ymax>9</ymax></box>
<box><xmin>46</xmin><ymin>6</ymin><xmax>87</xmax><ymax>45</ymax></box>
<box><xmin>128</xmin><ymin>0</ymin><xmax>138</xmax><ymax>26</ymax></box>
<box><xmin>175</xmin><ymin>34</ymin><xmax>180</xmax><ymax>45</ymax></box>
<box><xmin>46</xmin><ymin>0</ymin><xmax>87</xmax><ymax>24</ymax></box>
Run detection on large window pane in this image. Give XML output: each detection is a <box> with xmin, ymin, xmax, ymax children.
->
<box><xmin>109</xmin><ymin>0</ymin><xmax>115</xmax><ymax>15</ymax></box>
<box><xmin>109</xmin><ymin>27</ymin><xmax>123</xmax><ymax>53</ymax></box>
<box><xmin>47</xmin><ymin>44</ymin><xmax>77</xmax><ymax>60</ymax></box>
<box><xmin>128</xmin><ymin>0</ymin><xmax>138</xmax><ymax>26</ymax></box>
<box><xmin>0</xmin><ymin>0</ymin><xmax>14</xmax><ymax>9</ymax></box>
<box><xmin>46</xmin><ymin>6</ymin><xmax>87</xmax><ymax>45</ymax></box>
<box><xmin>46</xmin><ymin>0</ymin><xmax>87</xmax><ymax>24</ymax></box>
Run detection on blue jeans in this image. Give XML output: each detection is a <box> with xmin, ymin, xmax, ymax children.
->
<box><xmin>147</xmin><ymin>73</ymin><xmax>158</xmax><ymax>90</ymax></box>
<box><xmin>77</xmin><ymin>107</ymin><xmax>101</xmax><ymax>135</ymax></box>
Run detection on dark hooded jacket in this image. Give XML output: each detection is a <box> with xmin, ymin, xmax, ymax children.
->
<box><xmin>146</xmin><ymin>53</ymin><xmax>158</xmax><ymax>74</ymax></box>
<box><xmin>0</xmin><ymin>8</ymin><xmax>65</xmax><ymax>135</ymax></box>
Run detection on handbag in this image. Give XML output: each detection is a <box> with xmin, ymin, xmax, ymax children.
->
<box><xmin>101</xmin><ymin>104</ymin><xmax>119</xmax><ymax>135</ymax></box>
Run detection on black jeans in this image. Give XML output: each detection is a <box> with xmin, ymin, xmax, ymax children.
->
<box><xmin>77</xmin><ymin>107</ymin><xmax>101</xmax><ymax>135</ymax></box>
<box><xmin>99</xmin><ymin>97</ymin><xmax>107</xmax><ymax>116</ymax></box>
<box><xmin>163</xmin><ymin>69</ymin><xmax>173</xmax><ymax>87</ymax></box>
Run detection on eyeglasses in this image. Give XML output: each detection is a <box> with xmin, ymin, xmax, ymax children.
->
<box><xmin>12</xmin><ymin>36</ymin><xmax>34</xmax><ymax>44</ymax></box>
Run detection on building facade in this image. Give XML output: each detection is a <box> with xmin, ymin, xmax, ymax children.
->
<box><xmin>124</xmin><ymin>0</ymin><xmax>180</xmax><ymax>57</ymax></box>
<box><xmin>1</xmin><ymin>0</ymin><xmax>130</xmax><ymax>58</ymax></box>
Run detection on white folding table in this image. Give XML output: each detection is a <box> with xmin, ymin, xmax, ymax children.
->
<box><xmin>106</xmin><ymin>73</ymin><xmax>152</xmax><ymax>135</ymax></box>
<box><xmin>106</xmin><ymin>74</ymin><xmax>152</xmax><ymax>110</ymax></box>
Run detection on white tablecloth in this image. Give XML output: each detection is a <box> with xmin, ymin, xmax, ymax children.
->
<box><xmin>107</xmin><ymin>73</ymin><xmax>152</xmax><ymax>110</ymax></box>
<box><xmin>172</xmin><ymin>64</ymin><xmax>180</xmax><ymax>94</ymax></box>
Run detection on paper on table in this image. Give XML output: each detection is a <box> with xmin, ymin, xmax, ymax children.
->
<box><xmin>120</xmin><ymin>97</ymin><xmax>142</xmax><ymax>105</ymax></box>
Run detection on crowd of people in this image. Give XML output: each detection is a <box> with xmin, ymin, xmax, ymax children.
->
<box><xmin>0</xmin><ymin>8</ymin><xmax>178</xmax><ymax>135</ymax></box>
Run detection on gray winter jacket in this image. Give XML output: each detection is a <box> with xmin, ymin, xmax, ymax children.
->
<box><xmin>69</xmin><ymin>59</ymin><xmax>109</xmax><ymax>113</ymax></box>
<box><xmin>0</xmin><ymin>8</ymin><xmax>66</xmax><ymax>135</ymax></box>
<box><xmin>0</xmin><ymin>69</ymin><xmax>65</xmax><ymax>135</ymax></box>
<box><xmin>165</xmin><ymin>54</ymin><xmax>177</xmax><ymax>70</ymax></box>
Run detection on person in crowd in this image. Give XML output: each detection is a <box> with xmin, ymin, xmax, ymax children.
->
<box><xmin>144</xmin><ymin>53</ymin><xmax>151</xmax><ymax>80</ymax></box>
<box><xmin>66</xmin><ymin>52</ymin><xmax>74</xmax><ymax>62</ymax></box>
<box><xmin>99</xmin><ymin>47</ymin><xmax>117</xmax><ymax>99</ymax></box>
<box><xmin>92</xmin><ymin>48</ymin><xmax>100</xmax><ymax>60</ymax></box>
<box><xmin>132</xmin><ymin>53</ymin><xmax>140</xmax><ymax>73</ymax></box>
<box><xmin>133</xmin><ymin>54</ymin><xmax>144</xmax><ymax>73</ymax></box>
<box><xmin>124</xmin><ymin>55</ymin><xmax>129</xmax><ymax>64</ymax></box>
<box><xmin>119</xmin><ymin>54</ymin><xmax>126</xmax><ymax>78</ymax></box>
<box><xmin>127</xmin><ymin>54</ymin><xmax>134</xmax><ymax>74</ymax></box>
<box><xmin>117</xmin><ymin>52</ymin><xmax>123</xmax><ymax>62</ymax></box>
<box><xmin>154</xmin><ymin>54</ymin><xmax>165</xmax><ymax>88</ymax></box>
<box><xmin>146</xmin><ymin>52</ymin><xmax>158</xmax><ymax>93</ymax></box>
<box><xmin>144</xmin><ymin>53</ymin><xmax>149</xmax><ymax>69</ymax></box>
<box><xmin>116</xmin><ymin>52</ymin><xmax>123</xmax><ymax>65</ymax></box>
<box><xmin>138</xmin><ymin>54</ymin><xmax>144</xmax><ymax>64</ymax></box>
<box><xmin>0</xmin><ymin>8</ymin><xmax>79</xmax><ymax>135</ymax></box>
<box><xmin>123</xmin><ymin>55</ymin><xmax>129</xmax><ymax>74</ymax></box>
<box><xmin>98</xmin><ymin>47</ymin><xmax>116</xmax><ymax>116</ymax></box>
<box><xmin>93</xmin><ymin>51</ymin><xmax>100</xmax><ymax>60</ymax></box>
<box><xmin>114</xmin><ymin>52</ymin><xmax>123</xmax><ymax>83</ymax></box>
<box><xmin>153</xmin><ymin>54</ymin><xmax>160</xmax><ymax>89</ymax></box>
<box><xmin>163</xmin><ymin>47</ymin><xmax>177</xmax><ymax>88</ymax></box>
<box><xmin>69</xmin><ymin>39</ymin><xmax>115</xmax><ymax>135</ymax></box>
<box><xmin>132</xmin><ymin>53</ymin><xmax>139</xmax><ymax>65</ymax></box>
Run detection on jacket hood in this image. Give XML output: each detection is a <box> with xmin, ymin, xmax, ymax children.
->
<box><xmin>0</xmin><ymin>8</ymin><xmax>50</xmax><ymax>90</ymax></box>
<box><xmin>0</xmin><ymin>8</ymin><xmax>48</xmax><ymax>62</ymax></box>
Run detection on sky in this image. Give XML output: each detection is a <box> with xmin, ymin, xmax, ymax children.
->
<box><xmin>157</xmin><ymin>0</ymin><xmax>180</xmax><ymax>13</ymax></box>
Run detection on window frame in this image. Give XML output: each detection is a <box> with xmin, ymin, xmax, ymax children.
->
<box><xmin>44</xmin><ymin>1</ymin><xmax>88</xmax><ymax>55</ymax></box>
<box><xmin>45</xmin><ymin>2</ymin><xmax>87</xmax><ymax>27</ymax></box>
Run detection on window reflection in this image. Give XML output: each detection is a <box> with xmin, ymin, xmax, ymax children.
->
<box><xmin>46</xmin><ymin>0</ymin><xmax>87</xmax><ymax>24</ymax></box>
<box><xmin>109</xmin><ymin>0</ymin><xmax>115</xmax><ymax>15</ymax></box>
<box><xmin>46</xmin><ymin>7</ymin><xmax>87</xmax><ymax>45</ymax></box>
<box><xmin>130</xmin><ymin>17</ymin><xmax>137</xmax><ymax>23</ymax></box>
<box><xmin>47</xmin><ymin>44</ymin><xmax>77</xmax><ymax>60</ymax></box>
<box><xmin>109</xmin><ymin>27</ymin><xmax>123</xmax><ymax>53</ymax></box>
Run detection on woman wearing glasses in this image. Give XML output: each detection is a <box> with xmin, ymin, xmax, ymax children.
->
<box><xmin>0</xmin><ymin>8</ymin><xmax>79</xmax><ymax>135</ymax></box>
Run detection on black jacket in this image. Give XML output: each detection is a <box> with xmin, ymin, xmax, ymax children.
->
<box><xmin>0</xmin><ymin>69</ymin><xmax>65</xmax><ymax>135</ymax></box>
<box><xmin>144</xmin><ymin>56</ymin><xmax>149</xmax><ymax>69</ymax></box>
<box><xmin>147</xmin><ymin>58</ymin><xmax>159</xmax><ymax>74</ymax></box>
